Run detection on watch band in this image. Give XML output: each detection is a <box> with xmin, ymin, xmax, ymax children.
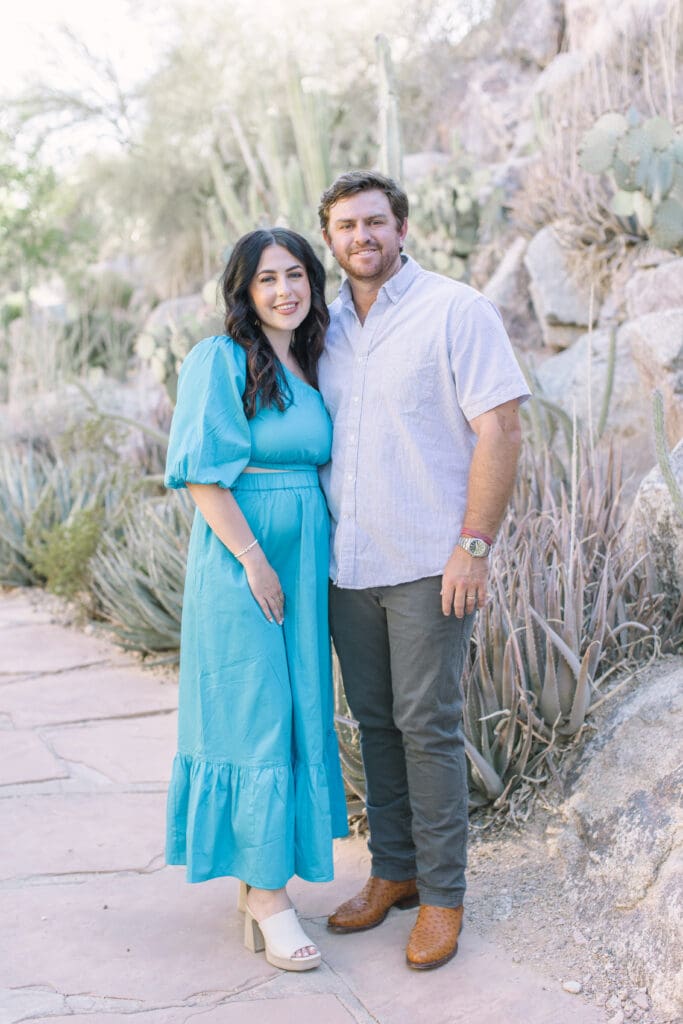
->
<box><xmin>460</xmin><ymin>526</ymin><xmax>494</xmax><ymax>547</ymax></box>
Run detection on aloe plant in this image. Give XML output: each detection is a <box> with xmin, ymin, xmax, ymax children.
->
<box><xmin>579</xmin><ymin>109</ymin><xmax>683</xmax><ymax>250</ymax></box>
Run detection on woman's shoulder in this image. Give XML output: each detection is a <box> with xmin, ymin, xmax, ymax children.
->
<box><xmin>181</xmin><ymin>334</ymin><xmax>247</xmax><ymax>375</ymax></box>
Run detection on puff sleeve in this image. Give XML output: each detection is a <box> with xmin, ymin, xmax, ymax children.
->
<box><xmin>164</xmin><ymin>336</ymin><xmax>251</xmax><ymax>490</ymax></box>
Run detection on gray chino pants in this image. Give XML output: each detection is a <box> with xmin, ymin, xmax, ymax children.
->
<box><xmin>330</xmin><ymin>576</ymin><xmax>476</xmax><ymax>908</ymax></box>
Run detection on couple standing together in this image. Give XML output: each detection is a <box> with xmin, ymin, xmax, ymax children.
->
<box><xmin>164</xmin><ymin>170</ymin><xmax>529</xmax><ymax>973</ymax></box>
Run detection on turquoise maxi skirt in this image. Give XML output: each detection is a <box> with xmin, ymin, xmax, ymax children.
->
<box><xmin>166</xmin><ymin>469</ymin><xmax>348</xmax><ymax>886</ymax></box>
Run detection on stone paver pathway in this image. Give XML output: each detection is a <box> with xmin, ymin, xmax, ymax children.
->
<box><xmin>0</xmin><ymin>590</ymin><xmax>606</xmax><ymax>1024</ymax></box>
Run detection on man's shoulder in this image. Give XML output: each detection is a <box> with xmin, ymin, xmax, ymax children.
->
<box><xmin>410</xmin><ymin>262</ymin><xmax>488</xmax><ymax>311</ymax></box>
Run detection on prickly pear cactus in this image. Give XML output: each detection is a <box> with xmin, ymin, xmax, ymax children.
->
<box><xmin>579</xmin><ymin>109</ymin><xmax>683</xmax><ymax>251</ymax></box>
<box><xmin>408</xmin><ymin>158</ymin><xmax>504</xmax><ymax>281</ymax></box>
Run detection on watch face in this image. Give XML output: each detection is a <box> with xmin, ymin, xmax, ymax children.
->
<box><xmin>461</xmin><ymin>536</ymin><xmax>489</xmax><ymax>557</ymax></box>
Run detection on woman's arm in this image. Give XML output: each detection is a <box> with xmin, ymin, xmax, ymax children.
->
<box><xmin>187</xmin><ymin>483</ymin><xmax>284</xmax><ymax>625</ymax></box>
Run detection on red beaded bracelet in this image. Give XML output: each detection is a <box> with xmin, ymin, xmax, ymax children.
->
<box><xmin>460</xmin><ymin>526</ymin><xmax>494</xmax><ymax>547</ymax></box>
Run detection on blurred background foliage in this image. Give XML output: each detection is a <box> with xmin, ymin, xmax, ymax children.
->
<box><xmin>1</xmin><ymin>0</ymin><xmax>499</xmax><ymax>299</ymax></box>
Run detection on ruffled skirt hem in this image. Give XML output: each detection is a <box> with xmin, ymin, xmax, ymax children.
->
<box><xmin>166</xmin><ymin>740</ymin><xmax>349</xmax><ymax>886</ymax></box>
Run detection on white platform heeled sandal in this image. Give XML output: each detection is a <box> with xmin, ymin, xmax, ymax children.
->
<box><xmin>244</xmin><ymin>905</ymin><xmax>321</xmax><ymax>972</ymax></box>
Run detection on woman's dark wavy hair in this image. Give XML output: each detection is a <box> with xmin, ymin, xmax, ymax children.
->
<box><xmin>220</xmin><ymin>228</ymin><xmax>329</xmax><ymax>419</ymax></box>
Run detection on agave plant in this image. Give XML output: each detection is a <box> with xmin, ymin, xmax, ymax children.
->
<box><xmin>461</xmin><ymin>428</ymin><xmax>664</xmax><ymax>808</ymax></box>
<box><xmin>0</xmin><ymin>443</ymin><xmax>124</xmax><ymax>589</ymax></box>
<box><xmin>0</xmin><ymin>444</ymin><xmax>53</xmax><ymax>586</ymax></box>
<box><xmin>91</xmin><ymin>491</ymin><xmax>193</xmax><ymax>655</ymax></box>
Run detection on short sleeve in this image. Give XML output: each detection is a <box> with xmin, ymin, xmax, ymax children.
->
<box><xmin>448</xmin><ymin>296</ymin><xmax>531</xmax><ymax>422</ymax></box>
<box><xmin>164</xmin><ymin>336</ymin><xmax>251</xmax><ymax>490</ymax></box>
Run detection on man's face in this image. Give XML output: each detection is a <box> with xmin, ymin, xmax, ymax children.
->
<box><xmin>323</xmin><ymin>189</ymin><xmax>408</xmax><ymax>287</ymax></box>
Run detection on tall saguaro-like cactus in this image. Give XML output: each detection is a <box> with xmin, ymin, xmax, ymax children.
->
<box><xmin>376</xmin><ymin>34</ymin><xmax>404</xmax><ymax>183</ymax></box>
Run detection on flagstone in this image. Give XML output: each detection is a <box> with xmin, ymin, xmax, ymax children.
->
<box><xmin>0</xmin><ymin>665</ymin><xmax>177</xmax><ymax>728</ymax></box>
<box><xmin>0</xmin><ymin>792</ymin><xmax>165</xmax><ymax>880</ymax></box>
<box><xmin>40</xmin><ymin>994</ymin><xmax>359</xmax><ymax>1024</ymax></box>
<box><xmin>46</xmin><ymin>713</ymin><xmax>176</xmax><ymax>784</ymax></box>
<box><xmin>0</xmin><ymin>869</ymin><xmax>275</xmax><ymax>1004</ymax></box>
<box><xmin>314</xmin><ymin>912</ymin><xmax>605</xmax><ymax>1024</ymax></box>
<box><xmin>0</xmin><ymin>622</ymin><xmax>114</xmax><ymax>676</ymax></box>
<box><xmin>0</xmin><ymin>730</ymin><xmax>68</xmax><ymax>785</ymax></box>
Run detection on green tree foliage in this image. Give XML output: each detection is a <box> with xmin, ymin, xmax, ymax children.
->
<box><xmin>0</xmin><ymin>136</ymin><xmax>97</xmax><ymax>291</ymax></box>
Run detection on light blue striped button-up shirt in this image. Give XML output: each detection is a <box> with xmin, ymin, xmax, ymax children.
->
<box><xmin>318</xmin><ymin>255</ymin><xmax>530</xmax><ymax>589</ymax></box>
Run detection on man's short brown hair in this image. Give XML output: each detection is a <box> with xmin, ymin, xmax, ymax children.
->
<box><xmin>318</xmin><ymin>170</ymin><xmax>409</xmax><ymax>232</ymax></box>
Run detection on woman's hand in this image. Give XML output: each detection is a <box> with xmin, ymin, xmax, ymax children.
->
<box><xmin>240</xmin><ymin>547</ymin><xmax>284</xmax><ymax>624</ymax></box>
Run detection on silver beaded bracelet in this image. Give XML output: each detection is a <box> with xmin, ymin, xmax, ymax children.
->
<box><xmin>235</xmin><ymin>538</ymin><xmax>259</xmax><ymax>559</ymax></box>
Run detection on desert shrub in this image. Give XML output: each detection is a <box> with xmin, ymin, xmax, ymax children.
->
<box><xmin>26</xmin><ymin>507</ymin><xmax>102</xmax><ymax>600</ymax></box>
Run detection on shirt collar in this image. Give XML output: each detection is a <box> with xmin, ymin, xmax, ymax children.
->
<box><xmin>338</xmin><ymin>253</ymin><xmax>420</xmax><ymax>309</ymax></box>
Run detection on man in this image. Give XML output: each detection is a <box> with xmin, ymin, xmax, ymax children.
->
<box><xmin>316</xmin><ymin>170</ymin><xmax>530</xmax><ymax>970</ymax></box>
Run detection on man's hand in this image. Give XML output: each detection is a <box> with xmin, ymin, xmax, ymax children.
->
<box><xmin>441</xmin><ymin>547</ymin><xmax>490</xmax><ymax>617</ymax></box>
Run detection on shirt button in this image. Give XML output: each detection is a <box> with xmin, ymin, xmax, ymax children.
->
<box><xmin>346</xmin><ymin>473</ymin><xmax>354</xmax><ymax>481</ymax></box>
<box><xmin>352</xmin><ymin>396</ymin><xmax>359</xmax><ymax>403</ymax></box>
<box><xmin>343</xmin><ymin>513</ymin><xmax>351</xmax><ymax>519</ymax></box>
<box><xmin>349</xmin><ymin>434</ymin><xmax>356</xmax><ymax>443</ymax></box>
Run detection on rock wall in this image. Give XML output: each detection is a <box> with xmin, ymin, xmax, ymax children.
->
<box><xmin>554</xmin><ymin>662</ymin><xmax>683</xmax><ymax>1016</ymax></box>
<box><xmin>439</xmin><ymin>0</ymin><xmax>683</xmax><ymax>491</ymax></box>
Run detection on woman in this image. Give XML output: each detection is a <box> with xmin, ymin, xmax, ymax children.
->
<box><xmin>164</xmin><ymin>228</ymin><xmax>348</xmax><ymax>972</ymax></box>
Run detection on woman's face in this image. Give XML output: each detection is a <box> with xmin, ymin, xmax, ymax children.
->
<box><xmin>248</xmin><ymin>244</ymin><xmax>312</xmax><ymax>336</ymax></box>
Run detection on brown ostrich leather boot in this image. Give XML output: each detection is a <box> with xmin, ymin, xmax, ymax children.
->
<box><xmin>406</xmin><ymin>905</ymin><xmax>464</xmax><ymax>970</ymax></box>
<box><xmin>327</xmin><ymin>877</ymin><xmax>419</xmax><ymax>933</ymax></box>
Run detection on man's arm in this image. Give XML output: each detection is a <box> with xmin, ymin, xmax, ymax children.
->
<box><xmin>441</xmin><ymin>398</ymin><xmax>523</xmax><ymax>617</ymax></box>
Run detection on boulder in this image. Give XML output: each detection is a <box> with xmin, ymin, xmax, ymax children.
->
<box><xmin>500</xmin><ymin>0</ymin><xmax>563</xmax><ymax>67</ymax></box>
<box><xmin>142</xmin><ymin>294</ymin><xmax>215</xmax><ymax>334</ymax></box>
<box><xmin>524</xmin><ymin>226</ymin><xmax>597</xmax><ymax>349</ymax></box>
<box><xmin>483</xmin><ymin>236</ymin><xmax>542</xmax><ymax>349</ymax></box>
<box><xmin>532</xmin><ymin>51</ymin><xmax>590</xmax><ymax>103</ymax></box>
<box><xmin>534</xmin><ymin>326</ymin><xmax>654</xmax><ymax>479</ymax></box>
<box><xmin>625</xmin><ymin>438</ymin><xmax>683</xmax><ymax>597</ymax></box>
<box><xmin>563</xmin><ymin>0</ymin><xmax>667</xmax><ymax>52</ymax></box>
<box><xmin>450</xmin><ymin>59</ymin><xmax>537</xmax><ymax>164</ymax></box>
<box><xmin>624</xmin><ymin>259</ymin><xmax>683</xmax><ymax>319</ymax></box>
<box><xmin>555</xmin><ymin>661</ymin><xmax>683</xmax><ymax>1016</ymax></box>
<box><xmin>620</xmin><ymin>309</ymin><xmax>683</xmax><ymax>447</ymax></box>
